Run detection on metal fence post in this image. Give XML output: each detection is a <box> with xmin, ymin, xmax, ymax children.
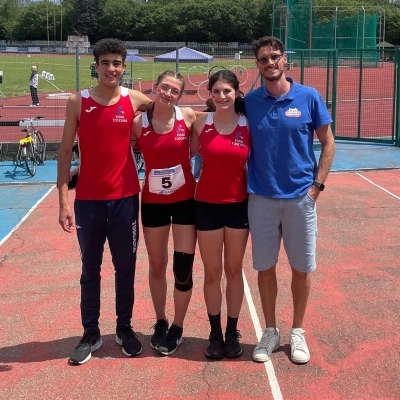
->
<box><xmin>396</xmin><ymin>49</ymin><xmax>400</xmax><ymax>147</ymax></box>
<box><xmin>357</xmin><ymin>49</ymin><xmax>363</xmax><ymax>140</ymax></box>
<box><xmin>76</xmin><ymin>46</ymin><xmax>80</xmax><ymax>92</ymax></box>
<box><xmin>331</xmin><ymin>49</ymin><xmax>338</xmax><ymax>135</ymax></box>
<box><xmin>300</xmin><ymin>50</ymin><xmax>304</xmax><ymax>85</ymax></box>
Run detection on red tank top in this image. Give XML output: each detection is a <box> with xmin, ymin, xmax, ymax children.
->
<box><xmin>75</xmin><ymin>88</ymin><xmax>140</xmax><ymax>200</ymax></box>
<box><xmin>195</xmin><ymin>113</ymin><xmax>250</xmax><ymax>203</ymax></box>
<box><xmin>138</xmin><ymin>106</ymin><xmax>195</xmax><ymax>203</ymax></box>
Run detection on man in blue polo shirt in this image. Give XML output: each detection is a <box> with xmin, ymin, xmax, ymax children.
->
<box><xmin>245</xmin><ymin>36</ymin><xmax>335</xmax><ymax>364</ymax></box>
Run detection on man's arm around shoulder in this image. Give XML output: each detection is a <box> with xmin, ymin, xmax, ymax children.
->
<box><xmin>129</xmin><ymin>89</ymin><xmax>152</xmax><ymax>112</ymax></box>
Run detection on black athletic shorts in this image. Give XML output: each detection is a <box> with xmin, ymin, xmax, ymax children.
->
<box><xmin>141</xmin><ymin>198</ymin><xmax>196</xmax><ymax>228</ymax></box>
<box><xmin>195</xmin><ymin>198</ymin><xmax>249</xmax><ymax>231</ymax></box>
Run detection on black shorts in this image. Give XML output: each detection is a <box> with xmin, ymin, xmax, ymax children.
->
<box><xmin>195</xmin><ymin>199</ymin><xmax>249</xmax><ymax>231</ymax></box>
<box><xmin>141</xmin><ymin>198</ymin><xmax>196</xmax><ymax>228</ymax></box>
<box><xmin>91</xmin><ymin>71</ymin><xmax>99</xmax><ymax>78</ymax></box>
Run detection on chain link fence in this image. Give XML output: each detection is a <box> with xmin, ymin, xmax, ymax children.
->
<box><xmin>0</xmin><ymin>43</ymin><xmax>399</xmax><ymax>157</ymax></box>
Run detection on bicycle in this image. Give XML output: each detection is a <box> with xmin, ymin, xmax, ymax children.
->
<box><xmin>13</xmin><ymin>116</ymin><xmax>46</xmax><ymax>177</ymax></box>
<box><xmin>132</xmin><ymin>146</ymin><xmax>144</xmax><ymax>173</ymax></box>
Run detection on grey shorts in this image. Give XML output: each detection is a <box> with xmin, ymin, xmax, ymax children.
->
<box><xmin>248</xmin><ymin>193</ymin><xmax>318</xmax><ymax>273</ymax></box>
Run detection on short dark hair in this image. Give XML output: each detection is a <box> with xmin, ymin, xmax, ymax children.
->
<box><xmin>207</xmin><ymin>70</ymin><xmax>246</xmax><ymax>115</ymax></box>
<box><xmin>93</xmin><ymin>38</ymin><xmax>127</xmax><ymax>64</ymax></box>
<box><xmin>156</xmin><ymin>70</ymin><xmax>186</xmax><ymax>93</ymax></box>
<box><xmin>251</xmin><ymin>36</ymin><xmax>285</xmax><ymax>58</ymax></box>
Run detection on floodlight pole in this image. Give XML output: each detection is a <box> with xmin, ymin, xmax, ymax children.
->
<box><xmin>308</xmin><ymin>0</ymin><xmax>313</xmax><ymax>49</ymax></box>
<box><xmin>46</xmin><ymin>0</ymin><xmax>50</xmax><ymax>48</ymax></box>
<box><xmin>362</xmin><ymin>6</ymin><xmax>365</xmax><ymax>49</ymax></box>
<box><xmin>53</xmin><ymin>1</ymin><xmax>56</xmax><ymax>48</ymax></box>
<box><xmin>334</xmin><ymin>7</ymin><xmax>338</xmax><ymax>49</ymax></box>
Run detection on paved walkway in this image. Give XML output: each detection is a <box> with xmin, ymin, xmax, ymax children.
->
<box><xmin>1</xmin><ymin>143</ymin><xmax>400</xmax><ymax>399</ymax></box>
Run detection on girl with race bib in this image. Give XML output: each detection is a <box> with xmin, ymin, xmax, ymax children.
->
<box><xmin>191</xmin><ymin>70</ymin><xmax>251</xmax><ymax>360</ymax></box>
<box><xmin>131</xmin><ymin>70</ymin><xmax>197</xmax><ymax>356</ymax></box>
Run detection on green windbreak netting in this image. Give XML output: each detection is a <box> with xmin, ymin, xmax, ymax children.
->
<box><xmin>273</xmin><ymin>0</ymin><xmax>379</xmax><ymax>63</ymax></box>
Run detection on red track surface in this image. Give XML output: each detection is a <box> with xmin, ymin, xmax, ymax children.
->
<box><xmin>0</xmin><ymin>170</ymin><xmax>399</xmax><ymax>399</ymax></box>
<box><xmin>0</xmin><ymin>64</ymin><xmax>395</xmax><ymax>142</ymax></box>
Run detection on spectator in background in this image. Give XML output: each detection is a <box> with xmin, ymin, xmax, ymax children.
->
<box><xmin>90</xmin><ymin>59</ymin><xmax>99</xmax><ymax>87</ymax></box>
<box><xmin>29</xmin><ymin>66</ymin><xmax>39</xmax><ymax>106</ymax></box>
<box><xmin>192</xmin><ymin>98</ymin><xmax>216</xmax><ymax>180</ymax></box>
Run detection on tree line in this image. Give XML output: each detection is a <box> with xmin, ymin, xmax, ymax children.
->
<box><xmin>0</xmin><ymin>0</ymin><xmax>399</xmax><ymax>46</ymax></box>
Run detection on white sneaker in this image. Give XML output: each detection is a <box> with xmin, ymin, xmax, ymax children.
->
<box><xmin>252</xmin><ymin>327</ymin><xmax>280</xmax><ymax>362</ymax></box>
<box><xmin>290</xmin><ymin>328</ymin><xmax>310</xmax><ymax>363</ymax></box>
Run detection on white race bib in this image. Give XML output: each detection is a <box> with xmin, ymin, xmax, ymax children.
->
<box><xmin>149</xmin><ymin>164</ymin><xmax>186</xmax><ymax>195</ymax></box>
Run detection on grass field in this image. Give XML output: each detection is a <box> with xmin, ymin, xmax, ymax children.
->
<box><xmin>0</xmin><ymin>53</ymin><xmax>256</xmax><ymax>97</ymax></box>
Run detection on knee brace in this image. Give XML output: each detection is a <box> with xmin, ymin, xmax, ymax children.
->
<box><xmin>173</xmin><ymin>251</ymin><xmax>194</xmax><ymax>292</ymax></box>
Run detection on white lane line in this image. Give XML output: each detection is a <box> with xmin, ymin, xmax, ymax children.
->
<box><xmin>357</xmin><ymin>173</ymin><xmax>400</xmax><ymax>200</ymax></box>
<box><xmin>243</xmin><ymin>271</ymin><xmax>284</xmax><ymax>400</ymax></box>
<box><xmin>0</xmin><ymin>186</ymin><xmax>54</xmax><ymax>247</ymax></box>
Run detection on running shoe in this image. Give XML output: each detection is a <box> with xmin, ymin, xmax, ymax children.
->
<box><xmin>116</xmin><ymin>325</ymin><xmax>142</xmax><ymax>357</ymax></box>
<box><xmin>69</xmin><ymin>328</ymin><xmax>102</xmax><ymax>365</ymax></box>
<box><xmin>150</xmin><ymin>319</ymin><xmax>169</xmax><ymax>349</ymax></box>
<box><xmin>156</xmin><ymin>324</ymin><xmax>183</xmax><ymax>356</ymax></box>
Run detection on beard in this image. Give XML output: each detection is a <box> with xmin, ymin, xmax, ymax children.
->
<box><xmin>262</xmin><ymin>68</ymin><xmax>284</xmax><ymax>82</ymax></box>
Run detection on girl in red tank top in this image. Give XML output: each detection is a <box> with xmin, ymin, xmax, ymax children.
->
<box><xmin>191</xmin><ymin>70</ymin><xmax>250</xmax><ymax>359</ymax></box>
<box><xmin>131</xmin><ymin>71</ymin><xmax>197</xmax><ymax>356</ymax></box>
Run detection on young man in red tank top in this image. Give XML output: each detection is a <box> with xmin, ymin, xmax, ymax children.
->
<box><xmin>57</xmin><ymin>38</ymin><xmax>152</xmax><ymax>365</ymax></box>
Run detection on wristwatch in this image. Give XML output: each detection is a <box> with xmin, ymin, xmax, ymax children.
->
<box><xmin>312</xmin><ymin>181</ymin><xmax>325</xmax><ymax>191</ymax></box>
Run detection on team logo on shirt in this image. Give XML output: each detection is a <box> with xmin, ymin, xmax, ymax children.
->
<box><xmin>113</xmin><ymin>106</ymin><xmax>127</xmax><ymax>123</ymax></box>
<box><xmin>231</xmin><ymin>131</ymin><xmax>246</xmax><ymax>147</ymax></box>
<box><xmin>175</xmin><ymin>123</ymin><xmax>187</xmax><ymax>141</ymax></box>
<box><xmin>285</xmin><ymin>107</ymin><xmax>302</xmax><ymax>117</ymax></box>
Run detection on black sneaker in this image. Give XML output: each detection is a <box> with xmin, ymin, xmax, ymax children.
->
<box><xmin>116</xmin><ymin>325</ymin><xmax>142</xmax><ymax>357</ymax></box>
<box><xmin>156</xmin><ymin>324</ymin><xmax>183</xmax><ymax>356</ymax></box>
<box><xmin>224</xmin><ymin>330</ymin><xmax>243</xmax><ymax>358</ymax></box>
<box><xmin>205</xmin><ymin>331</ymin><xmax>224</xmax><ymax>359</ymax></box>
<box><xmin>150</xmin><ymin>319</ymin><xmax>169</xmax><ymax>349</ymax></box>
<box><xmin>69</xmin><ymin>328</ymin><xmax>102</xmax><ymax>365</ymax></box>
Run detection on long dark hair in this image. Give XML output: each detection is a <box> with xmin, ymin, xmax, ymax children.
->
<box><xmin>207</xmin><ymin>70</ymin><xmax>246</xmax><ymax>115</ymax></box>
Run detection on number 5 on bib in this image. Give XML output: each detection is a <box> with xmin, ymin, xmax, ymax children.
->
<box><xmin>149</xmin><ymin>164</ymin><xmax>186</xmax><ymax>195</ymax></box>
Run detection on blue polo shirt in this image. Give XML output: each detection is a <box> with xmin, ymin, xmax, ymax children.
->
<box><xmin>244</xmin><ymin>78</ymin><xmax>332</xmax><ymax>198</ymax></box>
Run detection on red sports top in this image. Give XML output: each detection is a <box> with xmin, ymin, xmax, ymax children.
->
<box><xmin>75</xmin><ymin>87</ymin><xmax>140</xmax><ymax>200</ymax></box>
<box><xmin>138</xmin><ymin>106</ymin><xmax>195</xmax><ymax>203</ymax></box>
<box><xmin>195</xmin><ymin>113</ymin><xmax>250</xmax><ymax>203</ymax></box>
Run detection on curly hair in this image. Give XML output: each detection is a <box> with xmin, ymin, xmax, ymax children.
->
<box><xmin>251</xmin><ymin>36</ymin><xmax>285</xmax><ymax>57</ymax></box>
<box><xmin>93</xmin><ymin>38</ymin><xmax>127</xmax><ymax>64</ymax></box>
